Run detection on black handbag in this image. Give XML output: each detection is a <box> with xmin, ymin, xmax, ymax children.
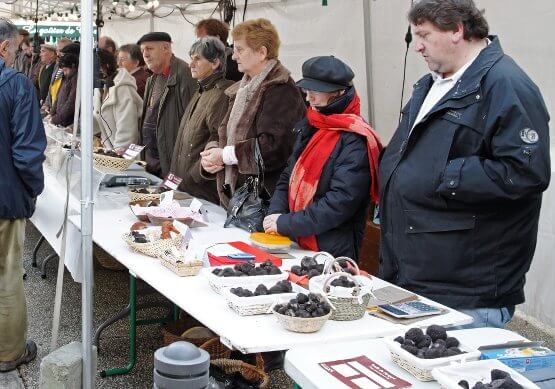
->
<box><xmin>224</xmin><ymin>140</ymin><xmax>271</xmax><ymax>232</ymax></box>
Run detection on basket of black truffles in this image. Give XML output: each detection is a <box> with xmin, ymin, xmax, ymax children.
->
<box><xmin>309</xmin><ymin>271</ymin><xmax>373</xmax><ymax>321</ymax></box>
<box><xmin>272</xmin><ymin>292</ymin><xmax>332</xmax><ymax>333</ymax></box>
<box><xmin>432</xmin><ymin>359</ymin><xmax>534</xmax><ymax>389</ymax></box>
<box><xmin>93</xmin><ymin>147</ymin><xmax>135</xmax><ymax>172</ymax></box>
<box><xmin>223</xmin><ymin>280</ymin><xmax>305</xmax><ymax>316</ymax></box>
<box><xmin>287</xmin><ymin>252</ymin><xmax>332</xmax><ymax>286</ymax></box>
<box><xmin>386</xmin><ymin>325</ymin><xmax>481</xmax><ymax>381</ymax></box>
<box><xmin>207</xmin><ymin>261</ymin><xmax>288</xmax><ymax>294</ymax></box>
<box><xmin>128</xmin><ymin>186</ymin><xmax>171</xmax><ymax>202</ymax></box>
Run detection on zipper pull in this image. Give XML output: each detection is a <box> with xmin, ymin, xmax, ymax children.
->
<box><xmin>399</xmin><ymin>139</ymin><xmax>407</xmax><ymax>154</ymax></box>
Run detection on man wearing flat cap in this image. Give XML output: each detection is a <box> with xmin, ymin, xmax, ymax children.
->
<box><xmin>34</xmin><ymin>44</ymin><xmax>57</xmax><ymax>104</ymax></box>
<box><xmin>138</xmin><ymin>32</ymin><xmax>196</xmax><ymax>177</ymax></box>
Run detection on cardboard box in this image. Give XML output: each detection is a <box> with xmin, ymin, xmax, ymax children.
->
<box><xmin>479</xmin><ymin>342</ymin><xmax>555</xmax><ymax>372</ymax></box>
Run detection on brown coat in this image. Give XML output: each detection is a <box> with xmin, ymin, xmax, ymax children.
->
<box><xmin>131</xmin><ymin>67</ymin><xmax>150</xmax><ymax>98</ymax></box>
<box><xmin>204</xmin><ymin>61</ymin><xmax>306</xmax><ymax>207</ymax></box>
<box><xmin>170</xmin><ymin>73</ymin><xmax>233</xmax><ymax>204</ymax></box>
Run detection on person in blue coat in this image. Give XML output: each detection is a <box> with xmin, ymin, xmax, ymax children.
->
<box><xmin>379</xmin><ymin>0</ymin><xmax>550</xmax><ymax>328</ymax></box>
<box><xmin>0</xmin><ymin>18</ymin><xmax>46</xmax><ymax>372</ymax></box>
<box><xmin>263</xmin><ymin>56</ymin><xmax>382</xmax><ymax>261</ymax></box>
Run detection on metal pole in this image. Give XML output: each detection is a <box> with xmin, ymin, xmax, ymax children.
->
<box><xmin>363</xmin><ymin>0</ymin><xmax>375</xmax><ymax>125</ymax></box>
<box><xmin>81</xmin><ymin>0</ymin><xmax>95</xmax><ymax>386</ymax></box>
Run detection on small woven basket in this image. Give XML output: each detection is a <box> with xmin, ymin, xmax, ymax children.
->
<box><xmin>128</xmin><ymin>187</ymin><xmax>162</xmax><ymax>202</ymax></box>
<box><xmin>93</xmin><ymin>149</ymin><xmax>134</xmax><ymax>172</ymax></box>
<box><xmin>200</xmin><ymin>338</ymin><xmax>232</xmax><ymax>360</ymax></box>
<box><xmin>161</xmin><ymin>313</ymin><xmax>204</xmax><ymax>346</ymax></box>
<box><xmin>93</xmin><ymin>243</ymin><xmax>126</xmax><ymax>271</ymax></box>
<box><xmin>272</xmin><ymin>309</ymin><xmax>331</xmax><ymax>333</ymax></box>
<box><xmin>159</xmin><ymin>253</ymin><xmax>203</xmax><ymax>277</ymax></box>
<box><xmin>322</xmin><ymin>272</ymin><xmax>371</xmax><ymax>321</ymax></box>
<box><xmin>210</xmin><ymin>359</ymin><xmax>269</xmax><ymax>389</ymax></box>
<box><xmin>122</xmin><ymin>232</ymin><xmax>182</xmax><ymax>258</ymax></box>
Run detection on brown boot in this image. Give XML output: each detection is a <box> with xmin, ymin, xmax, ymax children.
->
<box><xmin>0</xmin><ymin>340</ymin><xmax>37</xmax><ymax>372</ymax></box>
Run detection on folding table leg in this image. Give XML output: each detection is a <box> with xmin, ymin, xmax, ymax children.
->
<box><xmin>40</xmin><ymin>253</ymin><xmax>58</xmax><ymax>279</ymax></box>
<box><xmin>32</xmin><ymin>236</ymin><xmax>45</xmax><ymax>267</ymax></box>
<box><xmin>100</xmin><ymin>274</ymin><xmax>137</xmax><ymax>377</ymax></box>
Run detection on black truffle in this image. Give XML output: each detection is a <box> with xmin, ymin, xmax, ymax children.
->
<box><xmin>426</xmin><ymin>324</ymin><xmax>447</xmax><ymax>342</ymax></box>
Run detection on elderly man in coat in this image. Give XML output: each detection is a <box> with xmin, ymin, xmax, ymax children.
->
<box><xmin>0</xmin><ymin>18</ymin><xmax>46</xmax><ymax>372</ymax></box>
<box><xmin>138</xmin><ymin>32</ymin><xmax>196</xmax><ymax>177</ymax></box>
<box><xmin>379</xmin><ymin>0</ymin><xmax>550</xmax><ymax>329</ymax></box>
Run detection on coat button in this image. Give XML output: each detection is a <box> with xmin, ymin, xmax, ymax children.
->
<box><xmin>449</xmin><ymin>180</ymin><xmax>455</xmax><ymax>187</ymax></box>
<box><xmin>409</xmin><ymin>226</ymin><xmax>414</xmax><ymax>230</ymax></box>
<box><xmin>476</xmin><ymin>95</ymin><xmax>480</xmax><ymax>100</ymax></box>
<box><xmin>451</xmin><ymin>192</ymin><xmax>456</xmax><ymax>196</ymax></box>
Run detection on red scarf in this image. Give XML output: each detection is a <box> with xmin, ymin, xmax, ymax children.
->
<box><xmin>288</xmin><ymin>93</ymin><xmax>383</xmax><ymax>251</ymax></box>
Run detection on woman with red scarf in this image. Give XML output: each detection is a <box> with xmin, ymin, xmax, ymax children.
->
<box><xmin>263</xmin><ymin>56</ymin><xmax>382</xmax><ymax>260</ymax></box>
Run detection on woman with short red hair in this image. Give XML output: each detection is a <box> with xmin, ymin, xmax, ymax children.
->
<box><xmin>200</xmin><ymin>18</ymin><xmax>306</xmax><ymax>208</ymax></box>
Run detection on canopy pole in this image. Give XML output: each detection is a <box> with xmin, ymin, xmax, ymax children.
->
<box><xmin>80</xmin><ymin>0</ymin><xmax>95</xmax><ymax>386</ymax></box>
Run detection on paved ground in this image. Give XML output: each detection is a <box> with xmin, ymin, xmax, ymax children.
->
<box><xmin>1</xmin><ymin>223</ymin><xmax>553</xmax><ymax>388</ymax></box>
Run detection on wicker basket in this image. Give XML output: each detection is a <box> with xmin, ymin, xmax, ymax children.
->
<box><xmin>211</xmin><ymin>359</ymin><xmax>269</xmax><ymax>389</ymax></box>
<box><xmin>322</xmin><ymin>272</ymin><xmax>372</xmax><ymax>321</ymax></box>
<box><xmin>122</xmin><ymin>232</ymin><xmax>182</xmax><ymax>258</ymax></box>
<box><xmin>129</xmin><ymin>187</ymin><xmax>162</xmax><ymax>203</ymax></box>
<box><xmin>272</xmin><ymin>309</ymin><xmax>331</xmax><ymax>333</ymax></box>
<box><xmin>160</xmin><ymin>254</ymin><xmax>203</xmax><ymax>277</ymax></box>
<box><xmin>205</xmin><ymin>268</ymin><xmax>288</xmax><ymax>294</ymax></box>
<box><xmin>385</xmin><ymin>338</ymin><xmax>481</xmax><ymax>381</ymax></box>
<box><xmin>200</xmin><ymin>337</ymin><xmax>232</xmax><ymax>360</ymax></box>
<box><xmin>92</xmin><ymin>149</ymin><xmax>134</xmax><ymax>172</ymax></box>
<box><xmin>93</xmin><ymin>243</ymin><xmax>126</xmax><ymax>271</ymax></box>
<box><xmin>210</xmin><ymin>359</ymin><xmax>270</xmax><ymax>389</ymax></box>
<box><xmin>161</xmin><ymin>316</ymin><xmax>210</xmax><ymax>347</ymax></box>
<box><xmin>129</xmin><ymin>200</ymin><xmax>158</xmax><ymax>222</ymax></box>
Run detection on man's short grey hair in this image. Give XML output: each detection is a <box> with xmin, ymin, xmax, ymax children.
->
<box><xmin>189</xmin><ymin>36</ymin><xmax>227</xmax><ymax>73</ymax></box>
<box><xmin>0</xmin><ymin>18</ymin><xmax>18</xmax><ymax>43</ymax></box>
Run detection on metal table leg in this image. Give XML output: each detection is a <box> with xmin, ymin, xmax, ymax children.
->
<box><xmin>40</xmin><ymin>253</ymin><xmax>58</xmax><ymax>279</ymax></box>
<box><xmin>99</xmin><ymin>274</ymin><xmax>174</xmax><ymax>377</ymax></box>
<box><xmin>32</xmin><ymin>236</ymin><xmax>45</xmax><ymax>267</ymax></box>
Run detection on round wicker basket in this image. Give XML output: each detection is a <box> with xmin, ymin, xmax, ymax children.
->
<box><xmin>272</xmin><ymin>309</ymin><xmax>331</xmax><ymax>333</ymax></box>
<box><xmin>322</xmin><ymin>272</ymin><xmax>372</xmax><ymax>321</ymax></box>
<box><xmin>199</xmin><ymin>338</ymin><xmax>232</xmax><ymax>360</ymax></box>
<box><xmin>210</xmin><ymin>359</ymin><xmax>269</xmax><ymax>389</ymax></box>
<box><xmin>122</xmin><ymin>232</ymin><xmax>182</xmax><ymax>258</ymax></box>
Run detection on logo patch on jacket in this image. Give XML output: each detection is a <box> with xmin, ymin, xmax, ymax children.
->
<box><xmin>446</xmin><ymin>110</ymin><xmax>462</xmax><ymax>119</ymax></box>
<box><xmin>519</xmin><ymin>128</ymin><xmax>539</xmax><ymax>144</ymax></box>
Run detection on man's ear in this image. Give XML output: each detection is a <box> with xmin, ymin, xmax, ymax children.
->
<box><xmin>452</xmin><ymin>22</ymin><xmax>465</xmax><ymax>44</ymax></box>
<box><xmin>0</xmin><ymin>40</ymin><xmax>9</xmax><ymax>59</ymax></box>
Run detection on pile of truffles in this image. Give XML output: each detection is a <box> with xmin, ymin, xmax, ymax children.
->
<box><xmin>212</xmin><ymin>261</ymin><xmax>282</xmax><ymax>277</ymax></box>
<box><xmin>95</xmin><ymin>149</ymin><xmax>121</xmax><ymax>158</ymax></box>
<box><xmin>459</xmin><ymin>369</ymin><xmax>523</xmax><ymax>389</ymax></box>
<box><xmin>330</xmin><ymin>275</ymin><xmax>356</xmax><ymax>288</ymax></box>
<box><xmin>289</xmin><ymin>256</ymin><xmax>325</xmax><ymax>278</ymax></box>
<box><xmin>394</xmin><ymin>325</ymin><xmax>464</xmax><ymax>359</ymax></box>
<box><xmin>129</xmin><ymin>221</ymin><xmax>179</xmax><ymax>243</ymax></box>
<box><xmin>230</xmin><ymin>280</ymin><xmax>293</xmax><ymax>297</ymax></box>
<box><xmin>273</xmin><ymin>293</ymin><xmax>331</xmax><ymax>318</ymax></box>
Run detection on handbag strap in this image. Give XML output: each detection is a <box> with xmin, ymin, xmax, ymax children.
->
<box><xmin>254</xmin><ymin>138</ymin><xmax>266</xmax><ymax>187</ymax></box>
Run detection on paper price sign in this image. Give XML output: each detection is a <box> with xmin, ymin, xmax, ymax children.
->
<box><xmin>123</xmin><ymin>144</ymin><xmax>145</xmax><ymax>160</ymax></box>
<box><xmin>161</xmin><ymin>173</ymin><xmax>183</xmax><ymax>190</ymax></box>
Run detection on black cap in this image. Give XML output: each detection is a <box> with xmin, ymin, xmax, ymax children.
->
<box><xmin>296</xmin><ymin>56</ymin><xmax>354</xmax><ymax>92</ymax></box>
<box><xmin>137</xmin><ymin>32</ymin><xmax>172</xmax><ymax>45</ymax></box>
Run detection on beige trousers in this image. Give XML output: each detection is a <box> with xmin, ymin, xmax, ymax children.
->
<box><xmin>0</xmin><ymin>219</ymin><xmax>27</xmax><ymax>362</ymax></box>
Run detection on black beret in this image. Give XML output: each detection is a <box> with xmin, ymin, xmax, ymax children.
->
<box><xmin>137</xmin><ymin>32</ymin><xmax>172</xmax><ymax>45</ymax></box>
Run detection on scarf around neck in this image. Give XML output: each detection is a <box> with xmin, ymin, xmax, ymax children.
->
<box><xmin>288</xmin><ymin>92</ymin><xmax>383</xmax><ymax>252</ymax></box>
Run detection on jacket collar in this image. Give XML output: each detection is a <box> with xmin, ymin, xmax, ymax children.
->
<box><xmin>198</xmin><ymin>71</ymin><xmax>224</xmax><ymax>93</ymax></box>
<box><xmin>413</xmin><ymin>35</ymin><xmax>504</xmax><ymax>99</ymax></box>
<box><xmin>0</xmin><ymin>58</ymin><xmax>17</xmax><ymax>87</ymax></box>
<box><xmin>101</xmin><ymin>68</ymin><xmax>138</xmax><ymax>108</ymax></box>
<box><xmin>224</xmin><ymin>60</ymin><xmax>291</xmax><ymax>98</ymax></box>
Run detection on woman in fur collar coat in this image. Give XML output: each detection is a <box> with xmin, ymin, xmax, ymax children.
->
<box><xmin>200</xmin><ymin>18</ymin><xmax>305</xmax><ymax>207</ymax></box>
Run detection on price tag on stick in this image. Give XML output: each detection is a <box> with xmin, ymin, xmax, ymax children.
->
<box><xmin>122</xmin><ymin>144</ymin><xmax>145</xmax><ymax>160</ymax></box>
<box><xmin>161</xmin><ymin>173</ymin><xmax>183</xmax><ymax>191</ymax></box>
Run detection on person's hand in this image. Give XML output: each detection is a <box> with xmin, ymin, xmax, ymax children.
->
<box><xmin>200</xmin><ymin>148</ymin><xmax>224</xmax><ymax>166</ymax></box>
<box><xmin>263</xmin><ymin>214</ymin><xmax>282</xmax><ymax>234</ymax></box>
<box><xmin>203</xmin><ymin>162</ymin><xmax>224</xmax><ymax>174</ymax></box>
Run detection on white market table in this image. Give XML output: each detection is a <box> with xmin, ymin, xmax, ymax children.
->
<box><xmin>284</xmin><ymin>328</ymin><xmax>527</xmax><ymax>389</ymax></box>
<box><xmin>31</xmin><ymin>123</ymin><xmax>473</xmax><ymax>376</ymax></box>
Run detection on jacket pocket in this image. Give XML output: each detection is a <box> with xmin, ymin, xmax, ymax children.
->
<box><xmin>399</xmin><ymin>209</ymin><xmax>496</xmax><ymax>297</ymax></box>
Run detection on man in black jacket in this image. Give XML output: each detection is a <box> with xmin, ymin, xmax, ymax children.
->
<box><xmin>379</xmin><ymin>0</ymin><xmax>550</xmax><ymax>328</ymax></box>
<box><xmin>0</xmin><ymin>18</ymin><xmax>46</xmax><ymax>372</ymax></box>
